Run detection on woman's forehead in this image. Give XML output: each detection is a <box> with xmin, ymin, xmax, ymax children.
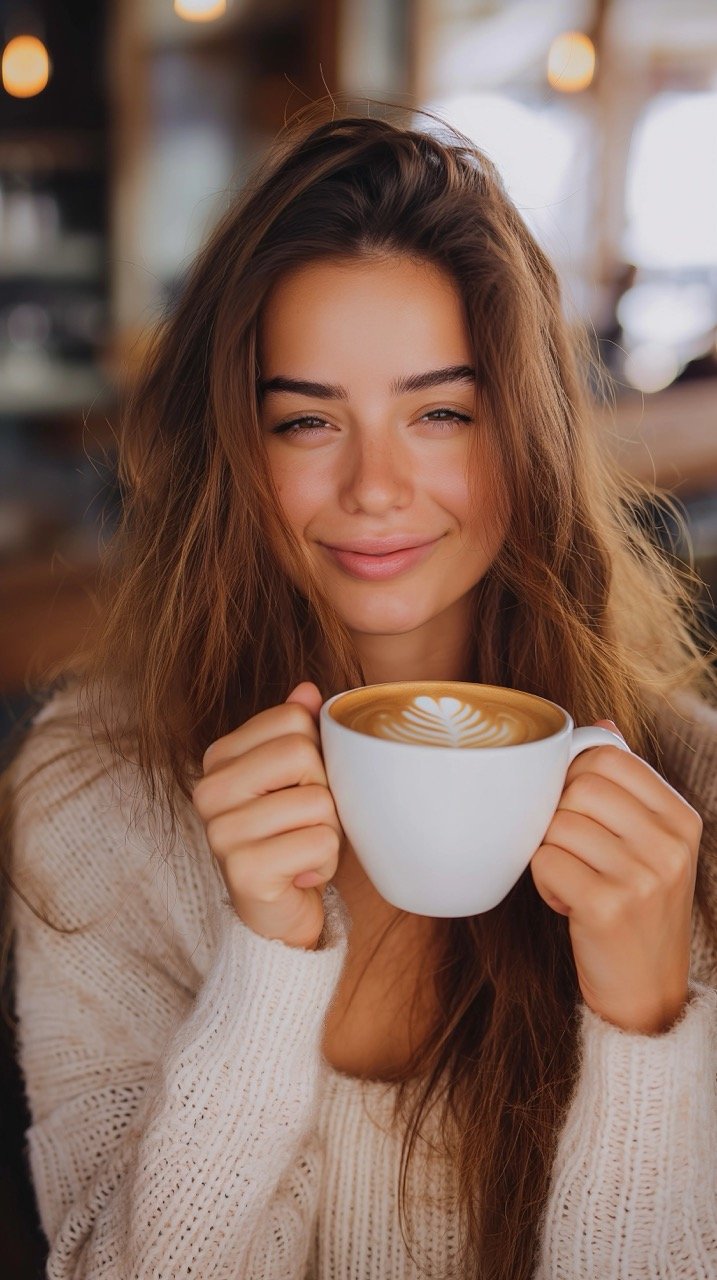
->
<box><xmin>258</xmin><ymin>256</ymin><xmax>472</xmax><ymax>384</ymax></box>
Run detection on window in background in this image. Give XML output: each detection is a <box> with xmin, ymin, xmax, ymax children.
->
<box><xmin>415</xmin><ymin>90</ymin><xmax>595</xmax><ymax>320</ymax></box>
<box><xmin>410</xmin><ymin>0</ymin><xmax>598</xmax><ymax>316</ymax></box>
<box><xmin>617</xmin><ymin>90</ymin><xmax>717</xmax><ymax>392</ymax></box>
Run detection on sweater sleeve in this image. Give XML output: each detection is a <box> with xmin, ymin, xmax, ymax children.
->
<box><xmin>534</xmin><ymin>978</ymin><xmax>717</xmax><ymax>1279</ymax></box>
<box><xmin>10</xmin><ymin>701</ymin><xmax>350</xmax><ymax>1280</ymax></box>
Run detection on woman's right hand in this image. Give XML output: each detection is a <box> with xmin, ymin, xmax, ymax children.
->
<box><xmin>190</xmin><ymin>682</ymin><xmax>344</xmax><ymax>951</ymax></box>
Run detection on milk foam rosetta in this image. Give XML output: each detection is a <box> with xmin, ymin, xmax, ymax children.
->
<box><xmin>330</xmin><ymin>684</ymin><xmax>563</xmax><ymax>748</ymax></box>
<box><xmin>350</xmin><ymin>695</ymin><xmax>544</xmax><ymax>746</ymax></box>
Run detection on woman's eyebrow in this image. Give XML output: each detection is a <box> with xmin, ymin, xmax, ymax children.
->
<box><xmin>257</xmin><ymin>364</ymin><xmax>476</xmax><ymax>400</ymax></box>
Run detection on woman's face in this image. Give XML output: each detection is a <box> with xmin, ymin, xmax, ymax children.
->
<box><xmin>257</xmin><ymin>253</ymin><xmax>509</xmax><ymax>683</ymax></box>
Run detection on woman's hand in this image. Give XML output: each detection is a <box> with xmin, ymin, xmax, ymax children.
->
<box><xmin>530</xmin><ymin>720</ymin><xmax>703</xmax><ymax>1034</ymax></box>
<box><xmin>191</xmin><ymin>682</ymin><xmax>344</xmax><ymax>952</ymax></box>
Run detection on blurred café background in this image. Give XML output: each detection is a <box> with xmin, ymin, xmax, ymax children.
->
<box><xmin>1</xmin><ymin>0</ymin><xmax>716</xmax><ymax>1273</ymax></box>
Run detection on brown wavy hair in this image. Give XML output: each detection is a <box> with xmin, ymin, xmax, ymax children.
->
<box><xmin>2</xmin><ymin>96</ymin><xmax>717</xmax><ymax>1279</ymax></box>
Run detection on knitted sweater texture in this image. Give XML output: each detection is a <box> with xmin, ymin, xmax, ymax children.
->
<box><xmin>8</xmin><ymin>684</ymin><xmax>717</xmax><ymax>1279</ymax></box>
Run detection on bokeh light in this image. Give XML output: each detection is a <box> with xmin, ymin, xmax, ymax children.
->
<box><xmin>617</xmin><ymin>280</ymin><xmax>717</xmax><ymax>357</ymax></box>
<box><xmin>2</xmin><ymin>35</ymin><xmax>51</xmax><ymax>98</ymax></box>
<box><xmin>547</xmin><ymin>31</ymin><xmax>595</xmax><ymax>93</ymax></box>
<box><xmin>174</xmin><ymin>0</ymin><xmax>227</xmax><ymax>22</ymax></box>
<box><xmin>623</xmin><ymin>343</ymin><xmax>682</xmax><ymax>393</ymax></box>
<box><xmin>418</xmin><ymin>91</ymin><xmax>588</xmax><ymax>270</ymax></box>
<box><xmin>624</xmin><ymin>92</ymin><xmax>717</xmax><ymax>268</ymax></box>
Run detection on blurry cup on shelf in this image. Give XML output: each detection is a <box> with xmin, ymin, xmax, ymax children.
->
<box><xmin>6</xmin><ymin>303</ymin><xmax>52</xmax><ymax>354</ymax></box>
<box><xmin>2</xmin><ymin>188</ymin><xmax>60</xmax><ymax>258</ymax></box>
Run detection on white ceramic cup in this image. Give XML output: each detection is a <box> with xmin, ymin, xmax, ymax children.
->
<box><xmin>319</xmin><ymin>681</ymin><xmax>632</xmax><ymax>917</ymax></box>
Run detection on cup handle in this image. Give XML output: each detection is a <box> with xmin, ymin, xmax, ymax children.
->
<box><xmin>567</xmin><ymin>725</ymin><xmax>632</xmax><ymax>766</ymax></box>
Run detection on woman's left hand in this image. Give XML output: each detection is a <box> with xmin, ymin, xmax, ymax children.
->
<box><xmin>530</xmin><ymin>720</ymin><xmax>703</xmax><ymax>1035</ymax></box>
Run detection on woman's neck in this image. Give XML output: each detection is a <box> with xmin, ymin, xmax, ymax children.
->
<box><xmin>342</xmin><ymin>594</ymin><xmax>477</xmax><ymax>689</ymax></box>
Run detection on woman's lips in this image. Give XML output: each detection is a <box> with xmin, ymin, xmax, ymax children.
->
<box><xmin>321</xmin><ymin>539</ymin><xmax>440</xmax><ymax>579</ymax></box>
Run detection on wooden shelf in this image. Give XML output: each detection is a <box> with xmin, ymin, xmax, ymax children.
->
<box><xmin>0</xmin><ymin>131</ymin><xmax>104</xmax><ymax>173</ymax></box>
<box><xmin>0</xmin><ymin>233</ymin><xmax>104</xmax><ymax>281</ymax></box>
<box><xmin>0</xmin><ymin>358</ymin><xmax>112</xmax><ymax>415</ymax></box>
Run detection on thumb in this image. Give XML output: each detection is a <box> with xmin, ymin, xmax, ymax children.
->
<box><xmin>285</xmin><ymin>680</ymin><xmax>324</xmax><ymax>724</ymax></box>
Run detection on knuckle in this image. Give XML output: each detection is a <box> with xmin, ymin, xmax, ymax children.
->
<box><xmin>191</xmin><ymin>776</ymin><xmax>212</xmax><ymax>814</ymax></box>
<box><xmin>205</xmin><ymin>813</ymin><xmax>235</xmax><ymax>858</ymax></box>
<box><xmin>548</xmin><ymin>808</ymin><xmax>573</xmax><ymax>838</ymax></box>
<box><xmin>202</xmin><ymin>741</ymin><xmax>221</xmax><ymax>773</ymax></box>
<box><xmin>592</xmin><ymin>895</ymin><xmax>623</xmax><ymax>931</ymax></box>
<box><xmin>663</xmin><ymin>839</ymin><xmax>693</xmax><ymax>888</ymax></box>
<box><xmin>313</xmin><ymin>824</ymin><xmax>340</xmax><ymax>867</ymax></box>
<box><xmin>633</xmin><ymin>868</ymin><xmax>660</xmax><ymax>903</ymax></box>
<box><xmin>285</xmin><ymin>703</ymin><xmax>318</xmax><ymax>735</ymax></box>
<box><xmin>531</xmin><ymin>843</ymin><xmax>556</xmax><ymax>884</ymax></box>
<box><xmin>531</xmin><ymin>842</ymin><xmax>549</xmax><ymax>871</ymax></box>
<box><xmin>205</xmin><ymin>814</ymin><xmax>222</xmax><ymax>850</ymax></box>
<box><xmin>689</xmin><ymin>806</ymin><xmax>704</xmax><ymax>839</ymax></box>
<box><xmin>577</xmin><ymin>746</ymin><xmax>615</xmax><ymax>775</ymax></box>
<box><xmin>314</xmin><ymin>822</ymin><xmax>339</xmax><ymax>854</ymax></box>
<box><xmin>573</xmin><ymin>773</ymin><xmax>603</xmax><ymax>803</ymax></box>
<box><xmin>191</xmin><ymin>779</ymin><xmax>204</xmax><ymax>809</ymax></box>
<box><xmin>286</xmin><ymin>732</ymin><xmax>320</xmax><ymax>771</ymax></box>
<box><xmin>562</xmin><ymin>777</ymin><xmax>592</xmax><ymax>811</ymax></box>
<box><xmin>306</xmin><ymin>783</ymin><xmax>337</xmax><ymax>823</ymax></box>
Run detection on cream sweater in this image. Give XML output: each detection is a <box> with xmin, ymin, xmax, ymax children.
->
<box><xmin>8</xmin><ymin>684</ymin><xmax>717</xmax><ymax>1279</ymax></box>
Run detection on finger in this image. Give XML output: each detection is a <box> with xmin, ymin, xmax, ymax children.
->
<box><xmin>202</xmin><ymin>703</ymin><xmax>321</xmax><ymax>775</ymax></box>
<box><xmin>221</xmin><ymin>825</ymin><xmax>341</xmax><ymax>899</ymax></box>
<box><xmin>565</xmin><ymin>742</ymin><xmax>689</xmax><ymax>829</ymax></box>
<box><xmin>550</xmin><ymin>789</ymin><xmax>698</xmax><ymax>891</ymax></box>
<box><xmin>531</xmin><ymin>841</ymin><xmax>605</xmax><ymax>919</ymax></box>
<box><xmin>193</xmin><ymin>733</ymin><xmax>327</xmax><ymax>818</ymax></box>
<box><xmin>559</xmin><ymin>771</ymin><xmax>659</xmax><ymax>846</ymax></box>
<box><xmin>544</xmin><ymin>808</ymin><xmax>627</xmax><ymax>878</ymax></box>
<box><xmin>201</xmin><ymin>782</ymin><xmax>340</xmax><ymax>843</ymax></box>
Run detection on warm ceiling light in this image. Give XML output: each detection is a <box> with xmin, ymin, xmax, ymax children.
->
<box><xmin>174</xmin><ymin>0</ymin><xmax>227</xmax><ymax>20</ymax></box>
<box><xmin>2</xmin><ymin>35</ymin><xmax>51</xmax><ymax>98</ymax></box>
<box><xmin>547</xmin><ymin>31</ymin><xmax>595</xmax><ymax>93</ymax></box>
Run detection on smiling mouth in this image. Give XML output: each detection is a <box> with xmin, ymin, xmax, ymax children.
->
<box><xmin>321</xmin><ymin>535</ymin><xmax>444</xmax><ymax>556</ymax></box>
<box><xmin>320</xmin><ymin>538</ymin><xmax>441</xmax><ymax>580</ymax></box>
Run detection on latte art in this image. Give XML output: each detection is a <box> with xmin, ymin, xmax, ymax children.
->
<box><xmin>330</xmin><ymin>682</ymin><xmax>564</xmax><ymax>748</ymax></box>
<box><xmin>349</xmin><ymin>695</ymin><xmax>544</xmax><ymax>747</ymax></box>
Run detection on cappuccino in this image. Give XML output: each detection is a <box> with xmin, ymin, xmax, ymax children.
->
<box><xmin>320</xmin><ymin>679</ymin><xmax>630</xmax><ymax>914</ymax></box>
<box><xmin>328</xmin><ymin>681</ymin><xmax>563</xmax><ymax>748</ymax></box>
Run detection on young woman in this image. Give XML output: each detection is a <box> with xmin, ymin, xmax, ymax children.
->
<box><xmin>3</xmin><ymin>101</ymin><xmax>717</xmax><ymax>1280</ymax></box>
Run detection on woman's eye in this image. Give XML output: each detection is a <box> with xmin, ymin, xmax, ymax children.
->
<box><xmin>271</xmin><ymin>415</ymin><xmax>329</xmax><ymax>438</ymax></box>
<box><xmin>270</xmin><ymin>409</ymin><xmax>472</xmax><ymax>439</ymax></box>
<box><xmin>424</xmin><ymin>410</ymin><xmax>472</xmax><ymax>429</ymax></box>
